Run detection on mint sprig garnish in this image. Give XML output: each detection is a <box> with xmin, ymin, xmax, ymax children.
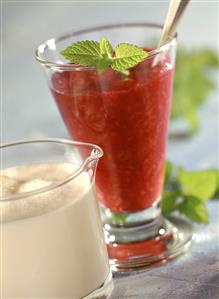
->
<box><xmin>162</xmin><ymin>161</ymin><xmax>219</xmax><ymax>224</ymax></box>
<box><xmin>60</xmin><ymin>37</ymin><xmax>148</xmax><ymax>74</ymax></box>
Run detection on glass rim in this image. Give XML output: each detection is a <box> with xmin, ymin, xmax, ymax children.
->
<box><xmin>0</xmin><ymin>138</ymin><xmax>103</xmax><ymax>202</ymax></box>
<box><xmin>35</xmin><ymin>22</ymin><xmax>177</xmax><ymax>70</ymax></box>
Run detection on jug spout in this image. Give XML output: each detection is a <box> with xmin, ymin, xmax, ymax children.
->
<box><xmin>80</xmin><ymin>143</ymin><xmax>103</xmax><ymax>183</ymax></box>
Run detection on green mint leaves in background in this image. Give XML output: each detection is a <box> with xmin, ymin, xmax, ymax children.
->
<box><xmin>60</xmin><ymin>38</ymin><xmax>148</xmax><ymax>75</ymax></box>
<box><xmin>172</xmin><ymin>48</ymin><xmax>219</xmax><ymax>134</ymax></box>
<box><xmin>162</xmin><ymin>161</ymin><xmax>219</xmax><ymax>224</ymax></box>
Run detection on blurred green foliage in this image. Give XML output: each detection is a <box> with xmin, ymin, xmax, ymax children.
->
<box><xmin>172</xmin><ymin>48</ymin><xmax>219</xmax><ymax>134</ymax></box>
<box><xmin>162</xmin><ymin>161</ymin><xmax>219</xmax><ymax>224</ymax></box>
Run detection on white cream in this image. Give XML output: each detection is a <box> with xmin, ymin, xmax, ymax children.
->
<box><xmin>1</xmin><ymin>164</ymin><xmax>110</xmax><ymax>298</ymax></box>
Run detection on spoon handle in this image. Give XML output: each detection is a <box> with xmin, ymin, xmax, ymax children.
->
<box><xmin>168</xmin><ymin>0</ymin><xmax>191</xmax><ymax>40</ymax></box>
<box><xmin>158</xmin><ymin>0</ymin><xmax>181</xmax><ymax>47</ymax></box>
<box><xmin>154</xmin><ymin>0</ymin><xmax>191</xmax><ymax>66</ymax></box>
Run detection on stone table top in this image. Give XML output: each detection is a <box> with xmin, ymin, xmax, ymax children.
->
<box><xmin>111</xmin><ymin>201</ymin><xmax>219</xmax><ymax>299</ymax></box>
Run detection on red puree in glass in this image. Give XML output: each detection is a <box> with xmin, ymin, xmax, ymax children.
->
<box><xmin>51</xmin><ymin>50</ymin><xmax>173</xmax><ymax>213</ymax></box>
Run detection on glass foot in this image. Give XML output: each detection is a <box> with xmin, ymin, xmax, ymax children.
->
<box><xmin>106</xmin><ymin>215</ymin><xmax>193</xmax><ymax>272</ymax></box>
<box><xmin>83</xmin><ymin>271</ymin><xmax>113</xmax><ymax>299</ymax></box>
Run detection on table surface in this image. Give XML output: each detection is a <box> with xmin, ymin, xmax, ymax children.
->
<box><xmin>111</xmin><ymin>201</ymin><xmax>219</xmax><ymax>299</ymax></box>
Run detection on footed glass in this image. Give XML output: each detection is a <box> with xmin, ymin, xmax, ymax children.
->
<box><xmin>35</xmin><ymin>23</ymin><xmax>193</xmax><ymax>271</ymax></box>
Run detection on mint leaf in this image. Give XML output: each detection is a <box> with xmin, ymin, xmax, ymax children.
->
<box><xmin>60</xmin><ymin>38</ymin><xmax>148</xmax><ymax>74</ymax></box>
<box><xmin>162</xmin><ymin>191</ymin><xmax>179</xmax><ymax>214</ymax></box>
<box><xmin>97</xmin><ymin>54</ymin><xmax>111</xmax><ymax>73</ymax></box>
<box><xmin>208</xmin><ymin>169</ymin><xmax>219</xmax><ymax>198</ymax></box>
<box><xmin>60</xmin><ymin>40</ymin><xmax>101</xmax><ymax>67</ymax></box>
<box><xmin>213</xmin><ymin>170</ymin><xmax>219</xmax><ymax>198</ymax></box>
<box><xmin>111</xmin><ymin>43</ymin><xmax>148</xmax><ymax>73</ymax></box>
<box><xmin>164</xmin><ymin>161</ymin><xmax>174</xmax><ymax>187</ymax></box>
<box><xmin>100</xmin><ymin>37</ymin><xmax>113</xmax><ymax>56</ymax></box>
<box><xmin>178</xmin><ymin>196</ymin><xmax>209</xmax><ymax>224</ymax></box>
<box><xmin>178</xmin><ymin>169</ymin><xmax>217</xmax><ymax>200</ymax></box>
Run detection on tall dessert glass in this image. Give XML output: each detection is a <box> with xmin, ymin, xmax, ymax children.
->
<box><xmin>0</xmin><ymin>139</ymin><xmax>113</xmax><ymax>298</ymax></box>
<box><xmin>35</xmin><ymin>23</ymin><xmax>192</xmax><ymax>271</ymax></box>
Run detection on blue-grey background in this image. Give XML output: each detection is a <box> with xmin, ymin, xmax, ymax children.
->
<box><xmin>2</xmin><ymin>0</ymin><xmax>219</xmax><ymax>169</ymax></box>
